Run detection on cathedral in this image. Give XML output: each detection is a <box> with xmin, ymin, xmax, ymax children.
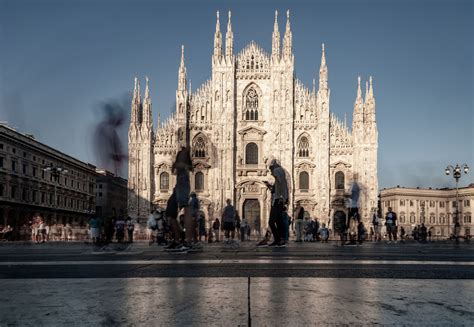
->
<box><xmin>127</xmin><ymin>10</ymin><xmax>378</xmax><ymax>231</ymax></box>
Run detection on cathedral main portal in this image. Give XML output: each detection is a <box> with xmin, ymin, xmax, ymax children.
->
<box><xmin>243</xmin><ymin>199</ymin><xmax>261</xmax><ymax>235</ymax></box>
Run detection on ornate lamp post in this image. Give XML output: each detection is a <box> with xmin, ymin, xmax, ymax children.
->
<box><xmin>43</xmin><ymin>164</ymin><xmax>68</xmax><ymax>222</ymax></box>
<box><xmin>445</xmin><ymin>164</ymin><xmax>469</xmax><ymax>241</ymax></box>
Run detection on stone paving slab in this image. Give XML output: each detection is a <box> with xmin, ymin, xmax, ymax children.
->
<box><xmin>0</xmin><ymin>278</ymin><xmax>472</xmax><ymax>326</ymax></box>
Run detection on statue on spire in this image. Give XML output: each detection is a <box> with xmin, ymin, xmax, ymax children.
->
<box><xmin>214</xmin><ymin>10</ymin><xmax>222</xmax><ymax>60</ymax></box>
<box><xmin>178</xmin><ymin>45</ymin><xmax>187</xmax><ymax>93</ymax></box>
<box><xmin>319</xmin><ymin>43</ymin><xmax>328</xmax><ymax>91</ymax></box>
<box><xmin>282</xmin><ymin>9</ymin><xmax>292</xmax><ymax>60</ymax></box>
<box><xmin>225</xmin><ymin>10</ymin><xmax>233</xmax><ymax>58</ymax></box>
<box><xmin>272</xmin><ymin>10</ymin><xmax>280</xmax><ymax>61</ymax></box>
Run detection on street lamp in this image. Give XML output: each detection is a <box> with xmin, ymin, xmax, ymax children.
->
<box><xmin>43</xmin><ymin>164</ymin><xmax>68</xmax><ymax>223</ymax></box>
<box><xmin>445</xmin><ymin>164</ymin><xmax>469</xmax><ymax>242</ymax></box>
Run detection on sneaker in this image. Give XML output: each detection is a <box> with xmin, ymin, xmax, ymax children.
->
<box><xmin>268</xmin><ymin>241</ymin><xmax>279</xmax><ymax>247</ymax></box>
<box><xmin>277</xmin><ymin>241</ymin><xmax>287</xmax><ymax>248</ymax></box>
<box><xmin>192</xmin><ymin>242</ymin><xmax>203</xmax><ymax>249</ymax></box>
<box><xmin>257</xmin><ymin>240</ymin><xmax>268</xmax><ymax>247</ymax></box>
<box><xmin>164</xmin><ymin>242</ymin><xmax>180</xmax><ymax>251</ymax></box>
<box><xmin>176</xmin><ymin>244</ymin><xmax>191</xmax><ymax>252</ymax></box>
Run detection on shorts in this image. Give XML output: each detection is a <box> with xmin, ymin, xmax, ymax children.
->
<box><xmin>223</xmin><ymin>222</ymin><xmax>235</xmax><ymax>231</ymax></box>
<box><xmin>175</xmin><ymin>170</ymin><xmax>190</xmax><ymax>208</ymax></box>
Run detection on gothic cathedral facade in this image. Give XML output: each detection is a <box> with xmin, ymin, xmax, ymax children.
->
<box><xmin>128</xmin><ymin>11</ymin><xmax>378</xmax><ymax>230</ymax></box>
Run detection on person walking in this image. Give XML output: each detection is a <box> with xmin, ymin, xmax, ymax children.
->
<box><xmin>420</xmin><ymin>223</ymin><xmax>427</xmax><ymax>243</ymax></box>
<box><xmin>115</xmin><ymin>216</ymin><xmax>126</xmax><ymax>243</ymax></box>
<box><xmin>346</xmin><ymin>178</ymin><xmax>361</xmax><ymax>245</ymax></box>
<box><xmin>259</xmin><ymin>159</ymin><xmax>288</xmax><ymax>247</ymax></box>
<box><xmin>372</xmin><ymin>212</ymin><xmax>382</xmax><ymax>242</ymax></box>
<box><xmin>189</xmin><ymin>192</ymin><xmax>200</xmax><ymax>245</ymax></box>
<box><xmin>222</xmin><ymin>199</ymin><xmax>236</xmax><ymax>244</ymax></box>
<box><xmin>240</xmin><ymin>217</ymin><xmax>249</xmax><ymax>242</ymax></box>
<box><xmin>294</xmin><ymin>203</ymin><xmax>305</xmax><ymax>242</ymax></box>
<box><xmin>126</xmin><ymin>216</ymin><xmax>135</xmax><ymax>243</ymax></box>
<box><xmin>212</xmin><ymin>218</ymin><xmax>221</xmax><ymax>242</ymax></box>
<box><xmin>282</xmin><ymin>206</ymin><xmax>290</xmax><ymax>242</ymax></box>
<box><xmin>385</xmin><ymin>207</ymin><xmax>398</xmax><ymax>243</ymax></box>
<box><xmin>89</xmin><ymin>216</ymin><xmax>100</xmax><ymax>245</ymax></box>
<box><xmin>170</xmin><ymin>146</ymin><xmax>194</xmax><ymax>250</ymax></box>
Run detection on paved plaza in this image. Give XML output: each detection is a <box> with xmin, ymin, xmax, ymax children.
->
<box><xmin>0</xmin><ymin>242</ymin><xmax>473</xmax><ymax>326</ymax></box>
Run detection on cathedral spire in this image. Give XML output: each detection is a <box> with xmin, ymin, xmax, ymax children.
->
<box><xmin>283</xmin><ymin>10</ymin><xmax>292</xmax><ymax>60</ymax></box>
<box><xmin>142</xmin><ymin>76</ymin><xmax>152</xmax><ymax>128</ymax></box>
<box><xmin>369</xmin><ymin>75</ymin><xmax>374</xmax><ymax>99</ymax></box>
<box><xmin>271</xmin><ymin>10</ymin><xmax>281</xmax><ymax>62</ymax></box>
<box><xmin>225</xmin><ymin>10</ymin><xmax>233</xmax><ymax>59</ymax></box>
<box><xmin>364</xmin><ymin>80</ymin><xmax>369</xmax><ymax>103</ymax></box>
<box><xmin>130</xmin><ymin>77</ymin><xmax>142</xmax><ymax>126</ymax></box>
<box><xmin>144</xmin><ymin>76</ymin><xmax>150</xmax><ymax>100</ymax></box>
<box><xmin>364</xmin><ymin>76</ymin><xmax>376</xmax><ymax>124</ymax></box>
<box><xmin>178</xmin><ymin>45</ymin><xmax>187</xmax><ymax>93</ymax></box>
<box><xmin>319</xmin><ymin>43</ymin><xmax>328</xmax><ymax>91</ymax></box>
<box><xmin>213</xmin><ymin>11</ymin><xmax>222</xmax><ymax>61</ymax></box>
<box><xmin>356</xmin><ymin>75</ymin><xmax>362</xmax><ymax>100</ymax></box>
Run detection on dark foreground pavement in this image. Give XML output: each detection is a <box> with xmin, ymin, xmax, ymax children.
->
<box><xmin>0</xmin><ymin>242</ymin><xmax>473</xmax><ymax>326</ymax></box>
<box><xmin>0</xmin><ymin>241</ymin><xmax>472</xmax><ymax>279</ymax></box>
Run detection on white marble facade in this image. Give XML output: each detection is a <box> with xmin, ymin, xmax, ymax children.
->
<box><xmin>128</xmin><ymin>11</ymin><xmax>378</xmax><ymax>230</ymax></box>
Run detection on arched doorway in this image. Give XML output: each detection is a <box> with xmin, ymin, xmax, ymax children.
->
<box><xmin>243</xmin><ymin>199</ymin><xmax>261</xmax><ymax>236</ymax></box>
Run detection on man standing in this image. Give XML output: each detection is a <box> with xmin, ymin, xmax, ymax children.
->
<box><xmin>385</xmin><ymin>207</ymin><xmax>398</xmax><ymax>243</ymax></box>
<box><xmin>125</xmin><ymin>216</ymin><xmax>135</xmax><ymax>243</ymax></box>
<box><xmin>222</xmin><ymin>199</ymin><xmax>236</xmax><ymax>244</ymax></box>
<box><xmin>346</xmin><ymin>178</ymin><xmax>361</xmax><ymax>245</ymax></box>
<box><xmin>212</xmin><ymin>218</ymin><xmax>221</xmax><ymax>242</ymax></box>
<box><xmin>259</xmin><ymin>159</ymin><xmax>289</xmax><ymax>247</ymax></box>
<box><xmin>294</xmin><ymin>202</ymin><xmax>305</xmax><ymax>243</ymax></box>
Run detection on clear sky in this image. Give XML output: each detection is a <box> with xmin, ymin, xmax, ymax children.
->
<box><xmin>0</xmin><ymin>0</ymin><xmax>472</xmax><ymax>189</ymax></box>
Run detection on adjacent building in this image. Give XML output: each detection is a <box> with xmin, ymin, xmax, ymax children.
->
<box><xmin>128</xmin><ymin>10</ymin><xmax>379</xmax><ymax>231</ymax></box>
<box><xmin>0</xmin><ymin>124</ymin><xmax>97</xmax><ymax>229</ymax></box>
<box><xmin>95</xmin><ymin>169</ymin><xmax>128</xmax><ymax>220</ymax></box>
<box><xmin>380</xmin><ymin>185</ymin><xmax>474</xmax><ymax>238</ymax></box>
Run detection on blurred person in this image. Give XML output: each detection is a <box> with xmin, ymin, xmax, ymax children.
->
<box><xmin>173</xmin><ymin>147</ymin><xmax>193</xmax><ymax>248</ymax></box>
<box><xmin>282</xmin><ymin>206</ymin><xmax>290</xmax><ymax>242</ymax></box>
<box><xmin>222</xmin><ymin>199</ymin><xmax>236</xmax><ymax>244</ymax></box>
<box><xmin>126</xmin><ymin>216</ymin><xmax>135</xmax><ymax>243</ymax></box>
<box><xmin>212</xmin><ymin>218</ymin><xmax>221</xmax><ymax>242</ymax></box>
<box><xmin>189</xmin><ymin>192</ymin><xmax>200</xmax><ymax>245</ymax></box>
<box><xmin>240</xmin><ymin>217</ymin><xmax>249</xmax><ymax>242</ymax></box>
<box><xmin>319</xmin><ymin>223</ymin><xmax>329</xmax><ymax>242</ymax></box>
<box><xmin>294</xmin><ymin>203</ymin><xmax>305</xmax><ymax>242</ymax></box>
<box><xmin>261</xmin><ymin>159</ymin><xmax>288</xmax><ymax>247</ymax></box>
<box><xmin>89</xmin><ymin>216</ymin><xmax>101</xmax><ymax>244</ymax></box>
<box><xmin>385</xmin><ymin>207</ymin><xmax>398</xmax><ymax>243</ymax></box>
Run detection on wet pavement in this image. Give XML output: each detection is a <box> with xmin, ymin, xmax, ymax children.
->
<box><xmin>0</xmin><ymin>277</ymin><xmax>472</xmax><ymax>326</ymax></box>
<box><xmin>0</xmin><ymin>242</ymin><xmax>473</xmax><ymax>325</ymax></box>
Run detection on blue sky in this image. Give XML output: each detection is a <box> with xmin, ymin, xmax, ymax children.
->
<box><xmin>0</xmin><ymin>0</ymin><xmax>472</xmax><ymax>189</ymax></box>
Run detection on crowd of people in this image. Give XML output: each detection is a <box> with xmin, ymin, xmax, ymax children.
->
<box><xmin>1</xmin><ymin>149</ymin><xmax>463</xmax><ymax>247</ymax></box>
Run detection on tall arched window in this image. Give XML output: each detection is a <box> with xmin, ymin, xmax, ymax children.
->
<box><xmin>160</xmin><ymin>172</ymin><xmax>169</xmax><ymax>190</ymax></box>
<box><xmin>193</xmin><ymin>136</ymin><xmax>206</xmax><ymax>157</ymax></box>
<box><xmin>298</xmin><ymin>136</ymin><xmax>310</xmax><ymax>157</ymax></box>
<box><xmin>195</xmin><ymin>172</ymin><xmax>204</xmax><ymax>191</ymax></box>
<box><xmin>245</xmin><ymin>143</ymin><xmax>258</xmax><ymax>164</ymax></box>
<box><xmin>335</xmin><ymin>171</ymin><xmax>345</xmax><ymax>190</ymax></box>
<box><xmin>244</xmin><ymin>87</ymin><xmax>259</xmax><ymax>121</ymax></box>
<box><xmin>299</xmin><ymin>171</ymin><xmax>309</xmax><ymax>191</ymax></box>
